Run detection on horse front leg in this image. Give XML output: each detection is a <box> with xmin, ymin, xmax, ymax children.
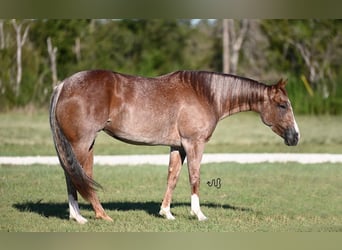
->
<box><xmin>182</xmin><ymin>140</ymin><xmax>208</xmax><ymax>221</ymax></box>
<box><xmin>160</xmin><ymin>147</ymin><xmax>186</xmax><ymax>220</ymax></box>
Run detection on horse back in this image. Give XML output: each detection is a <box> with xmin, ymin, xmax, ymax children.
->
<box><xmin>56</xmin><ymin>70</ymin><xmax>217</xmax><ymax>146</ymax></box>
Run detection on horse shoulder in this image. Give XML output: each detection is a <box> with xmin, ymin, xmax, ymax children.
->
<box><xmin>177</xmin><ymin>97</ymin><xmax>218</xmax><ymax>143</ymax></box>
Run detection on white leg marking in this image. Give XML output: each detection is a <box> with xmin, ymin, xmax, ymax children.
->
<box><xmin>68</xmin><ymin>195</ymin><xmax>88</xmax><ymax>224</ymax></box>
<box><xmin>159</xmin><ymin>206</ymin><xmax>175</xmax><ymax>220</ymax></box>
<box><xmin>190</xmin><ymin>194</ymin><xmax>207</xmax><ymax>221</ymax></box>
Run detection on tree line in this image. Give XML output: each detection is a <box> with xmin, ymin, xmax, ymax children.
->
<box><xmin>0</xmin><ymin>19</ymin><xmax>341</xmax><ymax>114</ymax></box>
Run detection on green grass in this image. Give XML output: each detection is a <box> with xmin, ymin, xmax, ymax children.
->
<box><xmin>1</xmin><ymin>163</ymin><xmax>341</xmax><ymax>232</ymax></box>
<box><xmin>1</xmin><ymin>111</ymin><xmax>342</xmax><ymax>156</ymax></box>
<box><xmin>1</xmin><ymin>110</ymin><xmax>342</xmax><ymax>231</ymax></box>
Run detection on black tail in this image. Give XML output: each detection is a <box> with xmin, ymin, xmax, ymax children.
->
<box><xmin>49</xmin><ymin>82</ymin><xmax>102</xmax><ymax>201</ymax></box>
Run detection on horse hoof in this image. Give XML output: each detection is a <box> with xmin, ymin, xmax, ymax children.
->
<box><xmin>96</xmin><ymin>213</ymin><xmax>114</xmax><ymax>222</ymax></box>
<box><xmin>190</xmin><ymin>210</ymin><xmax>208</xmax><ymax>221</ymax></box>
<box><xmin>159</xmin><ymin>207</ymin><xmax>176</xmax><ymax>220</ymax></box>
<box><xmin>70</xmin><ymin>215</ymin><xmax>88</xmax><ymax>224</ymax></box>
<box><xmin>198</xmin><ymin>216</ymin><xmax>208</xmax><ymax>221</ymax></box>
<box><xmin>104</xmin><ymin>216</ymin><xmax>114</xmax><ymax>222</ymax></box>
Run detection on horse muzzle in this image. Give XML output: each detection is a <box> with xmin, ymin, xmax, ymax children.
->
<box><xmin>284</xmin><ymin>127</ymin><xmax>300</xmax><ymax>146</ymax></box>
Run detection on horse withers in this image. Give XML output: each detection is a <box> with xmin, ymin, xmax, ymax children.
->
<box><xmin>49</xmin><ymin>70</ymin><xmax>300</xmax><ymax>223</ymax></box>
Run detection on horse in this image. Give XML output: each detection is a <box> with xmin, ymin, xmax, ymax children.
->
<box><xmin>49</xmin><ymin>70</ymin><xmax>300</xmax><ymax>223</ymax></box>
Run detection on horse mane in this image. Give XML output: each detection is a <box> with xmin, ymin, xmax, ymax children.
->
<box><xmin>177</xmin><ymin>70</ymin><xmax>267</xmax><ymax>116</ymax></box>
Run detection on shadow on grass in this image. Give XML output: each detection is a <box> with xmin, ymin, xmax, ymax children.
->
<box><xmin>13</xmin><ymin>200</ymin><xmax>253</xmax><ymax>220</ymax></box>
<box><xmin>13</xmin><ymin>200</ymin><xmax>69</xmax><ymax>220</ymax></box>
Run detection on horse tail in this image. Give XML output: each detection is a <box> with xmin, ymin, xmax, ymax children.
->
<box><xmin>49</xmin><ymin>82</ymin><xmax>102</xmax><ymax>201</ymax></box>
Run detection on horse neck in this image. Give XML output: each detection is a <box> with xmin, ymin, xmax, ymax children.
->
<box><xmin>179</xmin><ymin>71</ymin><xmax>267</xmax><ymax>120</ymax></box>
<box><xmin>210</xmin><ymin>73</ymin><xmax>267</xmax><ymax>120</ymax></box>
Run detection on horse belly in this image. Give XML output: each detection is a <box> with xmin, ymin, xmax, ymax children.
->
<box><xmin>104</xmin><ymin>109</ymin><xmax>181</xmax><ymax>147</ymax></box>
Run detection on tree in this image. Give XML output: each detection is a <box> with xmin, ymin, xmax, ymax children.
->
<box><xmin>261</xmin><ymin>20</ymin><xmax>342</xmax><ymax>97</ymax></box>
<box><xmin>182</xmin><ymin>19</ymin><xmax>217</xmax><ymax>71</ymax></box>
<box><xmin>259</xmin><ymin>20</ymin><xmax>342</xmax><ymax>114</ymax></box>
<box><xmin>47</xmin><ymin>37</ymin><xmax>58</xmax><ymax>87</ymax></box>
<box><xmin>0</xmin><ymin>19</ymin><xmax>341</xmax><ymax>114</ymax></box>
<box><xmin>79</xmin><ymin>20</ymin><xmax>193</xmax><ymax>76</ymax></box>
<box><xmin>12</xmin><ymin>19</ymin><xmax>30</xmax><ymax>97</ymax></box>
<box><xmin>0</xmin><ymin>20</ymin><xmax>4</xmax><ymax>49</ymax></box>
<box><xmin>29</xmin><ymin>19</ymin><xmax>90</xmax><ymax>79</ymax></box>
<box><xmin>222</xmin><ymin>19</ymin><xmax>230</xmax><ymax>73</ymax></box>
<box><xmin>222</xmin><ymin>19</ymin><xmax>249</xmax><ymax>74</ymax></box>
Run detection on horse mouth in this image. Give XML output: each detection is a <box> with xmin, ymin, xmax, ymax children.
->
<box><xmin>284</xmin><ymin>127</ymin><xmax>299</xmax><ymax>146</ymax></box>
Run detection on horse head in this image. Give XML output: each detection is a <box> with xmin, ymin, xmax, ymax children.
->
<box><xmin>260</xmin><ymin>79</ymin><xmax>300</xmax><ymax>146</ymax></box>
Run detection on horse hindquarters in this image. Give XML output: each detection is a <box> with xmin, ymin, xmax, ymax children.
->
<box><xmin>49</xmin><ymin>82</ymin><xmax>112</xmax><ymax>223</ymax></box>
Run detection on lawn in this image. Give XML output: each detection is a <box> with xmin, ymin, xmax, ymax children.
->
<box><xmin>0</xmin><ymin>163</ymin><xmax>341</xmax><ymax>232</ymax></box>
<box><xmin>0</xmin><ymin>110</ymin><xmax>341</xmax><ymax>232</ymax></box>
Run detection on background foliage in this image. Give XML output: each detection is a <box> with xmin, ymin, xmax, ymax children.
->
<box><xmin>0</xmin><ymin>19</ymin><xmax>341</xmax><ymax>114</ymax></box>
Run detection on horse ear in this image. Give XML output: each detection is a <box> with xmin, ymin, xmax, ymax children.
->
<box><xmin>276</xmin><ymin>78</ymin><xmax>287</xmax><ymax>89</ymax></box>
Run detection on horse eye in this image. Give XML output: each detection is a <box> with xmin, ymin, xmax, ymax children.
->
<box><xmin>278</xmin><ymin>103</ymin><xmax>287</xmax><ymax>109</ymax></box>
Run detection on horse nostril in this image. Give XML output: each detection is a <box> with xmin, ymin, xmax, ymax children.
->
<box><xmin>293</xmin><ymin>133</ymin><xmax>299</xmax><ymax>145</ymax></box>
<box><xmin>284</xmin><ymin>128</ymin><xmax>299</xmax><ymax>146</ymax></box>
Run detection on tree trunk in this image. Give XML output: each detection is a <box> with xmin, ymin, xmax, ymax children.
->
<box><xmin>0</xmin><ymin>21</ymin><xmax>4</xmax><ymax>49</ymax></box>
<box><xmin>222</xmin><ymin>19</ymin><xmax>249</xmax><ymax>75</ymax></box>
<box><xmin>12</xmin><ymin>19</ymin><xmax>30</xmax><ymax>97</ymax></box>
<box><xmin>47</xmin><ymin>37</ymin><xmax>58</xmax><ymax>88</ymax></box>
<box><xmin>222</xmin><ymin>19</ymin><xmax>230</xmax><ymax>74</ymax></box>
<box><xmin>74</xmin><ymin>37</ymin><xmax>81</xmax><ymax>62</ymax></box>
<box><xmin>229</xmin><ymin>19</ymin><xmax>249</xmax><ymax>75</ymax></box>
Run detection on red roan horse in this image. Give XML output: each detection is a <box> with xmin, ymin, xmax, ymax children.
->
<box><xmin>49</xmin><ymin>70</ymin><xmax>300</xmax><ymax>223</ymax></box>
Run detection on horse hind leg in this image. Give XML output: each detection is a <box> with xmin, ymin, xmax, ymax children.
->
<box><xmin>65</xmin><ymin>174</ymin><xmax>88</xmax><ymax>224</ymax></box>
<box><xmin>72</xmin><ymin>138</ymin><xmax>113</xmax><ymax>222</ymax></box>
<box><xmin>83</xmin><ymin>146</ymin><xmax>113</xmax><ymax>222</ymax></box>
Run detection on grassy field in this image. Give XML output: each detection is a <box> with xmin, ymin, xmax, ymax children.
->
<box><xmin>0</xmin><ymin>110</ymin><xmax>342</xmax><ymax>232</ymax></box>
<box><xmin>1</xmin><ymin>110</ymin><xmax>342</xmax><ymax>156</ymax></box>
<box><xmin>1</xmin><ymin>163</ymin><xmax>341</xmax><ymax>232</ymax></box>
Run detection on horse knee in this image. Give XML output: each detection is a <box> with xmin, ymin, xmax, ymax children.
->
<box><xmin>189</xmin><ymin>171</ymin><xmax>200</xmax><ymax>186</ymax></box>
